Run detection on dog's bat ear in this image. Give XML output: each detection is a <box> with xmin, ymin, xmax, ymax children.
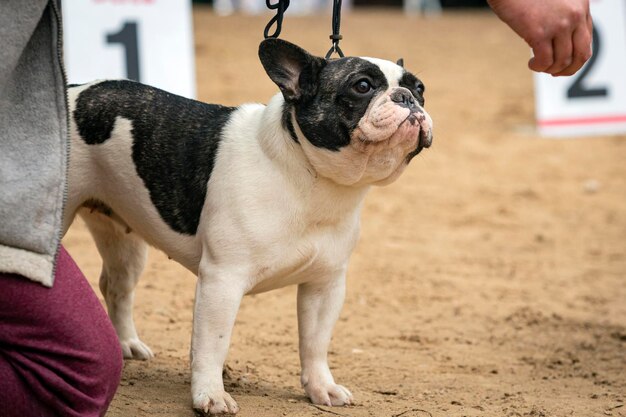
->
<box><xmin>259</xmin><ymin>38</ymin><xmax>326</xmax><ymax>102</ymax></box>
<box><xmin>396</xmin><ymin>58</ymin><xmax>404</xmax><ymax>68</ymax></box>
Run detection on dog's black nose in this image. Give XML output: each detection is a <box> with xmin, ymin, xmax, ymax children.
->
<box><xmin>390</xmin><ymin>88</ymin><xmax>417</xmax><ymax>109</ymax></box>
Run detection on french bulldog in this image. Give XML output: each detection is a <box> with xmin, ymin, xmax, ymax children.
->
<box><xmin>63</xmin><ymin>38</ymin><xmax>433</xmax><ymax>414</ymax></box>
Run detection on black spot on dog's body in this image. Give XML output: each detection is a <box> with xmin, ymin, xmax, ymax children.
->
<box><xmin>72</xmin><ymin>80</ymin><xmax>235</xmax><ymax>235</ymax></box>
<box><xmin>82</xmin><ymin>198</ymin><xmax>133</xmax><ymax>233</ymax></box>
<box><xmin>83</xmin><ymin>198</ymin><xmax>114</xmax><ymax>217</ymax></box>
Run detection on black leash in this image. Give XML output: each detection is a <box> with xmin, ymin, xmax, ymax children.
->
<box><xmin>325</xmin><ymin>0</ymin><xmax>344</xmax><ymax>59</ymax></box>
<box><xmin>263</xmin><ymin>0</ymin><xmax>345</xmax><ymax>59</ymax></box>
<box><xmin>264</xmin><ymin>0</ymin><xmax>290</xmax><ymax>39</ymax></box>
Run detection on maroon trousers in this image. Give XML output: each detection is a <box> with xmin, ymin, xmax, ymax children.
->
<box><xmin>0</xmin><ymin>246</ymin><xmax>122</xmax><ymax>417</ymax></box>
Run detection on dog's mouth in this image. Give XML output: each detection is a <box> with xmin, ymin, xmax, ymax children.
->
<box><xmin>402</xmin><ymin>110</ymin><xmax>433</xmax><ymax>162</ymax></box>
<box><xmin>411</xmin><ymin>130</ymin><xmax>432</xmax><ymax>156</ymax></box>
<box><xmin>358</xmin><ymin>111</ymin><xmax>432</xmax><ymax>143</ymax></box>
<box><xmin>353</xmin><ymin>106</ymin><xmax>433</xmax><ymax>164</ymax></box>
<box><xmin>406</xmin><ymin>110</ymin><xmax>433</xmax><ymax>141</ymax></box>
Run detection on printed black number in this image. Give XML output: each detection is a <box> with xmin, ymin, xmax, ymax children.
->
<box><xmin>106</xmin><ymin>21</ymin><xmax>141</xmax><ymax>82</ymax></box>
<box><xmin>567</xmin><ymin>26</ymin><xmax>608</xmax><ymax>99</ymax></box>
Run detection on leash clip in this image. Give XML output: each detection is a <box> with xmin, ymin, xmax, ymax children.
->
<box><xmin>325</xmin><ymin>34</ymin><xmax>344</xmax><ymax>59</ymax></box>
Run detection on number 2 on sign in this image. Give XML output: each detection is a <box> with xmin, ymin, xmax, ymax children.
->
<box><xmin>106</xmin><ymin>21</ymin><xmax>141</xmax><ymax>82</ymax></box>
<box><xmin>567</xmin><ymin>26</ymin><xmax>608</xmax><ymax>99</ymax></box>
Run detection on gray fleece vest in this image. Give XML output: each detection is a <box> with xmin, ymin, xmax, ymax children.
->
<box><xmin>0</xmin><ymin>0</ymin><xmax>68</xmax><ymax>287</ymax></box>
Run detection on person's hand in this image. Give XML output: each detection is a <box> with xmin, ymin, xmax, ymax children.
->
<box><xmin>487</xmin><ymin>0</ymin><xmax>593</xmax><ymax>76</ymax></box>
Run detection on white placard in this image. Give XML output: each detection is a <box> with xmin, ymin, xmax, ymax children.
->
<box><xmin>534</xmin><ymin>0</ymin><xmax>626</xmax><ymax>137</ymax></box>
<box><xmin>62</xmin><ymin>0</ymin><xmax>196</xmax><ymax>99</ymax></box>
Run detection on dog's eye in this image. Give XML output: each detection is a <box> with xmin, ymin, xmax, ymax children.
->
<box><xmin>415</xmin><ymin>82</ymin><xmax>425</xmax><ymax>96</ymax></box>
<box><xmin>353</xmin><ymin>79</ymin><xmax>373</xmax><ymax>94</ymax></box>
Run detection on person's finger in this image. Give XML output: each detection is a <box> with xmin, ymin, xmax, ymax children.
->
<box><xmin>553</xmin><ymin>23</ymin><xmax>592</xmax><ymax>76</ymax></box>
<box><xmin>528</xmin><ymin>37</ymin><xmax>555</xmax><ymax>73</ymax></box>
<box><xmin>545</xmin><ymin>30</ymin><xmax>574</xmax><ymax>75</ymax></box>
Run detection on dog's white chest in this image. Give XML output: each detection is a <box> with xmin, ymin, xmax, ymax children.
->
<box><xmin>246</xmin><ymin>223</ymin><xmax>359</xmax><ymax>294</ymax></box>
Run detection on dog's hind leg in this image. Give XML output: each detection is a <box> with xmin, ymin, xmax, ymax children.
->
<box><xmin>79</xmin><ymin>208</ymin><xmax>154</xmax><ymax>360</ymax></box>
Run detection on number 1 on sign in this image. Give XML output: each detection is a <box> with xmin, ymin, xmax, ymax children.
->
<box><xmin>106</xmin><ymin>21</ymin><xmax>141</xmax><ymax>82</ymax></box>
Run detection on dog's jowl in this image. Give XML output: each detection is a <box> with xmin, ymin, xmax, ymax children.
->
<box><xmin>63</xmin><ymin>38</ymin><xmax>433</xmax><ymax>415</ymax></box>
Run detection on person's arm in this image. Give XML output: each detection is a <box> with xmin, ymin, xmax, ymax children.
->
<box><xmin>487</xmin><ymin>0</ymin><xmax>592</xmax><ymax>76</ymax></box>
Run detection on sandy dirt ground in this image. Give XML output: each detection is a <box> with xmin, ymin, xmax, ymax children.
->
<box><xmin>63</xmin><ymin>7</ymin><xmax>626</xmax><ymax>417</ymax></box>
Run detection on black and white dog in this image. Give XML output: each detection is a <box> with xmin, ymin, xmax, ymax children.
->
<box><xmin>63</xmin><ymin>39</ymin><xmax>433</xmax><ymax>414</ymax></box>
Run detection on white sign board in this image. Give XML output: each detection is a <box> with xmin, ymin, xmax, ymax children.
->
<box><xmin>534</xmin><ymin>0</ymin><xmax>626</xmax><ymax>137</ymax></box>
<box><xmin>62</xmin><ymin>0</ymin><xmax>196</xmax><ymax>99</ymax></box>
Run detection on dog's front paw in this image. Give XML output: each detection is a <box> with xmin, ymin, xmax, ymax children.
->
<box><xmin>193</xmin><ymin>388</ymin><xmax>239</xmax><ymax>415</ymax></box>
<box><xmin>305</xmin><ymin>382</ymin><xmax>353</xmax><ymax>407</ymax></box>
<box><xmin>120</xmin><ymin>338</ymin><xmax>154</xmax><ymax>360</ymax></box>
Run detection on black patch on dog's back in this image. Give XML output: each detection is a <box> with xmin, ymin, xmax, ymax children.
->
<box><xmin>72</xmin><ymin>80</ymin><xmax>235</xmax><ymax>235</ymax></box>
